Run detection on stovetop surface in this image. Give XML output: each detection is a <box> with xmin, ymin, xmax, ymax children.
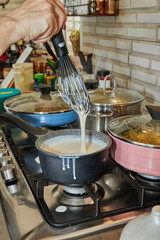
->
<box><xmin>1</xmin><ymin>123</ymin><xmax>160</xmax><ymax>239</ymax></box>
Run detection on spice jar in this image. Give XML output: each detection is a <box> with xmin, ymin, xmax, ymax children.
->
<box><xmin>105</xmin><ymin>0</ymin><xmax>116</xmax><ymax>15</ymax></box>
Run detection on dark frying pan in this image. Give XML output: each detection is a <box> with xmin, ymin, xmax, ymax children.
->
<box><xmin>0</xmin><ymin>112</ymin><xmax>111</xmax><ymax>185</ymax></box>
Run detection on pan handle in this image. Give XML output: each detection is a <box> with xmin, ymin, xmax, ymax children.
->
<box><xmin>0</xmin><ymin>113</ymin><xmax>48</xmax><ymax>138</ymax></box>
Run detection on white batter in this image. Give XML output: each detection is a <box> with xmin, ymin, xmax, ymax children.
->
<box><xmin>41</xmin><ymin>135</ymin><xmax>106</xmax><ymax>155</ymax></box>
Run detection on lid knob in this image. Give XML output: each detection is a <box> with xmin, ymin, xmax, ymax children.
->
<box><xmin>39</xmin><ymin>84</ymin><xmax>52</xmax><ymax>95</ymax></box>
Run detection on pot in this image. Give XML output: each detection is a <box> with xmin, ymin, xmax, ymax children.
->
<box><xmin>86</xmin><ymin>87</ymin><xmax>144</xmax><ymax>132</ymax></box>
<box><xmin>4</xmin><ymin>84</ymin><xmax>77</xmax><ymax>127</ymax></box>
<box><xmin>0</xmin><ymin>112</ymin><xmax>111</xmax><ymax>185</ymax></box>
<box><xmin>107</xmin><ymin>105</ymin><xmax>160</xmax><ymax>177</ymax></box>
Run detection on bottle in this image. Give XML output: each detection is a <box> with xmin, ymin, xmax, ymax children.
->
<box><xmin>17</xmin><ymin>40</ymin><xmax>24</xmax><ymax>56</ymax></box>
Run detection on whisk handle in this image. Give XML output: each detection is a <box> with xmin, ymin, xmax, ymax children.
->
<box><xmin>51</xmin><ymin>29</ymin><xmax>68</xmax><ymax>58</ymax></box>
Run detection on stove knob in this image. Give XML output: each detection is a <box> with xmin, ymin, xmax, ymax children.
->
<box><xmin>1</xmin><ymin>164</ymin><xmax>16</xmax><ymax>181</ymax></box>
<box><xmin>0</xmin><ymin>149</ymin><xmax>8</xmax><ymax>157</ymax></box>
<box><xmin>0</xmin><ymin>156</ymin><xmax>12</xmax><ymax>168</ymax></box>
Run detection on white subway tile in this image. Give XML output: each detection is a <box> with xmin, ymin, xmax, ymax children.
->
<box><xmin>83</xmin><ymin>26</ymin><xmax>95</xmax><ymax>33</ymax></box>
<box><xmin>131</xmin><ymin>0</ymin><xmax>157</xmax><ymax>8</ymax></box>
<box><xmin>128</xmin><ymin>28</ymin><xmax>156</xmax><ymax>40</ymax></box>
<box><xmin>129</xmin><ymin>55</ymin><xmax>150</xmax><ymax>68</ymax></box>
<box><xmin>113</xmin><ymin>65</ymin><xmax>130</xmax><ymax>76</ymax></box>
<box><xmin>108</xmin><ymin>27</ymin><xmax>128</xmax><ymax>36</ymax></box>
<box><xmin>157</xmin><ymin>77</ymin><xmax>160</xmax><ymax>86</ymax></box>
<box><xmin>119</xmin><ymin>0</ymin><xmax>130</xmax><ymax>9</ymax></box>
<box><xmin>82</xmin><ymin>46</ymin><xmax>93</xmax><ymax>53</ymax></box>
<box><xmin>132</xmin><ymin>42</ymin><xmax>160</xmax><ymax>56</ymax></box>
<box><xmin>97</xmin><ymin>16</ymin><xmax>115</xmax><ymax>23</ymax></box>
<box><xmin>151</xmin><ymin>60</ymin><xmax>160</xmax><ymax>71</ymax></box>
<box><xmin>81</xmin><ymin>17</ymin><xmax>97</xmax><ymax>23</ymax></box>
<box><xmin>128</xmin><ymin>81</ymin><xmax>145</xmax><ymax>93</ymax></box>
<box><xmin>131</xmin><ymin>70</ymin><xmax>156</xmax><ymax>84</ymax></box>
<box><xmin>158</xmin><ymin>27</ymin><xmax>160</xmax><ymax>40</ymax></box>
<box><xmin>96</xmin><ymin>60</ymin><xmax>113</xmax><ymax>71</ymax></box>
<box><xmin>98</xmin><ymin>38</ymin><xmax>116</xmax><ymax>48</ymax></box>
<box><xmin>145</xmin><ymin>87</ymin><xmax>160</xmax><ymax>101</ymax></box>
<box><xmin>108</xmin><ymin>52</ymin><xmax>128</xmax><ymax>63</ymax></box>
<box><xmin>137</xmin><ymin>13</ymin><xmax>160</xmax><ymax>23</ymax></box>
<box><xmin>114</xmin><ymin>76</ymin><xmax>128</xmax><ymax>88</ymax></box>
<box><xmin>116</xmin><ymin>39</ymin><xmax>132</xmax><ymax>50</ymax></box>
<box><xmin>116</xmin><ymin>14</ymin><xmax>136</xmax><ymax>23</ymax></box>
<box><xmin>93</xmin><ymin>48</ymin><xmax>107</xmax><ymax>57</ymax></box>
<box><xmin>95</xmin><ymin>27</ymin><xmax>107</xmax><ymax>34</ymax></box>
<box><xmin>83</xmin><ymin>35</ymin><xmax>97</xmax><ymax>45</ymax></box>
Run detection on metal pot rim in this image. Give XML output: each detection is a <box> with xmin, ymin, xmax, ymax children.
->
<box><xmin>35</xmin><ymin>129</ymin><xmax>112</xmax><ymax>157</ymax></box>
<box><xmin>91</xmin><ymin>97</ymin><xmax>144</xmax><ymax>108</ymax></box>
<box><xmin>108</xmin><ymin>129</ymin><xmax>160</xmax><ymax>149</ymax></box>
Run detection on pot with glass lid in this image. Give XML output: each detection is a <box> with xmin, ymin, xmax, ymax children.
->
<box><xmin>108</xmin><ymin>105</ymin><xmax>160</xmax><ymax>177</ymax></box>
<box><xmin>4</xmin><ymin>84</ymin><xmax>77</xmax><ymax>127</ymax></box>
<box><xmin>86</xmin><ymin>80</ymin><xmax>144</xmax><ymax>132</ymax></box>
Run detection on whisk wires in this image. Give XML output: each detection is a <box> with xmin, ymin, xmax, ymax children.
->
<box><xmin>58</xmin><ymin>55</ymin><xmax>91</xmax><ymax>115</ymax></box>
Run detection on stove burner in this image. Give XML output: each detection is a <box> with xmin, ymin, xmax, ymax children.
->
<box><xmin>131</xmin><ymin>172</ymin><xmax>160</xmax><ymax>191</ymax></box>
<box><xmin>63</xmin><ymin>186</ymin><xmax>87</xmax><ymax>195</ymax></box>
<box><xmin>52</xmin><ymin>184</ymin><xmax>104</xmax><ymax>207</ymax></box>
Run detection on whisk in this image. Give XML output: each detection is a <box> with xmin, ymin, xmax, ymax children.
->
<box><xmin>50</xmin><ymin>30</ymin><xmax>91</xmax><ymax>115</ymax></box>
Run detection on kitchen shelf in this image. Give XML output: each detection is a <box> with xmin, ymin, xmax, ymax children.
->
<box><xmin>65</xmin><ymin>0</ymin><xmax>119</xmax><ymax>16</ymax></box>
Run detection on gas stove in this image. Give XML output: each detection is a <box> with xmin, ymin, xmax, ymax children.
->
<box><xmin>0</xmin><ymin>123</ymin><xmax>160</xmax><ymax>240</ymax></box>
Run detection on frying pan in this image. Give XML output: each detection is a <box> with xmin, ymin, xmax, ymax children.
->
<box><xmin>108</xmin><ymin>105</ymin><xmax>160</xmax><ymax>177</ymax></box>
<box><xmin>0</xmin><ymin>112</ymin><xmax>111</xmax><ymax>185</ymax></box>
<box><xmin>4</xmin><ymin>85</ymin><xmax>78</xmax><ymax>127</ymax></box>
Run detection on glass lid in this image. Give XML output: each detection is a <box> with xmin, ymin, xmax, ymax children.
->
<box><xmin>108</xmin><ymin>105</ymin><xmax>160</xmax><ymax>148</ymax></box>
<box><xmin>88</xmin><ymin>88</ymin><xmax>144</xmax><ymax>106</ymax></box>
<box><xmin>4</xmin><ymin>85</ymin><xmax>72</xmax><ymax>114</ymax></box>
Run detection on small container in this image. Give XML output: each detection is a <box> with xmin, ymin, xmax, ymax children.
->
<box><xmin>0</xmin><ymin>88</ymin><xmax>21</xmax><ymax>112</ymax></box>
<box><xmin>105</xmin><ymin>0</ymin><xmax>116</xmax><ymax>15</ymax></box>
<box><xmin>34</xmin><ymin>74</ymin><xmax>45</xmax><ymax>84</ymax></box>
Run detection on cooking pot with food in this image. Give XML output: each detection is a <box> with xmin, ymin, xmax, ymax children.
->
<box><xmin>86</xmin><ymin>86</ymin><xmax>144</xmax><ymax>132</ymax></box>
<box><xmin>108</xmin><ymin>105</ymin><xmax>160</xmax><ymax>177</ymax></box>
<box><xmin>0</xmin><ymin>112</ymin><xmax>111</xmax><ymax>185</ymax></box>
<box><xmin>4</xmin><ymin>84</ymin><xmax>77</xmax><ymax>127</ymax></box>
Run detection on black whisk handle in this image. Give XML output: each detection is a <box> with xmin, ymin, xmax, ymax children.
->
<box><xmin>51</xmin><ymin>29</ymin><xmax>68</xmax><ymax>58</ymax></box>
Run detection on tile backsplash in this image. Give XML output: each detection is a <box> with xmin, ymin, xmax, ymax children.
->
<box><xmin>80</xmin><ymin>0</ymin><xmax>160</xmax><ymax>103</ymax></box>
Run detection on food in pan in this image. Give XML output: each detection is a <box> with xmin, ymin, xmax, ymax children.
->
<box><xmin>121</xmin><ymin>129</ymin><xmax>160</xmax><ymax>146</ymax></box>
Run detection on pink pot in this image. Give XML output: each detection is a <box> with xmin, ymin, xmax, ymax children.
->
<box><xmin>108</xmin><ymin>132</ymin><xmax>160</xmax><ymax>177</ymax></box>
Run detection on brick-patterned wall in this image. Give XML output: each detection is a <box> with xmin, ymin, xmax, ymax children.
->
<box><xmin>81</xmin><ymin>0</ymin><xmax>160</xmax><ymax>102</ymax></box>
<box><xmin>0</xmin><ymin>0</ymin><xmax>24</xmax><ymax>17</ymax></box>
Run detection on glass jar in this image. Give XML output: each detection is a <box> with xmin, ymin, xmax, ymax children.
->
<box><xmin>105</xmin><ymin>0</ymin><xmax>116</xmax><ymax>15</ymax></box>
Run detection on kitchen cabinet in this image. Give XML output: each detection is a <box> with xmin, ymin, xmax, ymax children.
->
<box><xmin>65</xmin><ymin>0</ymin><xmax>119</xmax><ymax>16</ymax></box>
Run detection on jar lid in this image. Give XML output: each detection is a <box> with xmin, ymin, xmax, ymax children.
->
<box><xmin>0</xmin><ymin>88</ymin><xmax>21</xmax><ymax>101</ymax></box>
<box><xmin>97</xmin><ymin>70</ymin><xmax>110</xmax><ymax>77</ymax></box>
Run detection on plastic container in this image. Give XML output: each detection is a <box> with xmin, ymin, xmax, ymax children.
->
<box><xmin>34</xmin><ymin>74</ymin><xmax>45</xmax><ymax>84</ymax></box>
<box><xmin>0</xmin><ymin>88</ymin><xmax>21</xmax><ymax>112</ymax></box>
<box><xmin>13</xmin><ymin>63</ymin><xmax>34</xmax><ymax>92</ymax></box>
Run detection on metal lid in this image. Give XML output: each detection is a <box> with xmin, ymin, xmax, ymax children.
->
<box><xmin>108</xmin><ymin>106</ymin><xmax>160</xmax><ymax>148</ymax></box>
<box><xmin>88</xmin><ymin>88</ymin><xmax>144</xmax><ymax>106</ymax></box>
<box><xmin>4</xmin><ymin>90</ymin><xmax>72</xmax><ymax>114</ymax></box>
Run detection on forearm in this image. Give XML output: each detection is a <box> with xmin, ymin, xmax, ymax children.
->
<box><xmin>0</xmin><ymin>16</ymin><xmax>22</xmax><ymax>56</ymax></box>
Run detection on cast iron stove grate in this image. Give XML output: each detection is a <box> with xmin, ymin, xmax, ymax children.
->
<box><xmin>3</xmin><ymin>124</ymin><xmax>160</xmax><ymax>228</ymax></box>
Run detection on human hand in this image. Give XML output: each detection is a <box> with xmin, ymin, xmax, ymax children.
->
<box><xmin>7</xmin><ymin>0</ymin><xmax>67</xmax><ymax>43</ymax></box>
